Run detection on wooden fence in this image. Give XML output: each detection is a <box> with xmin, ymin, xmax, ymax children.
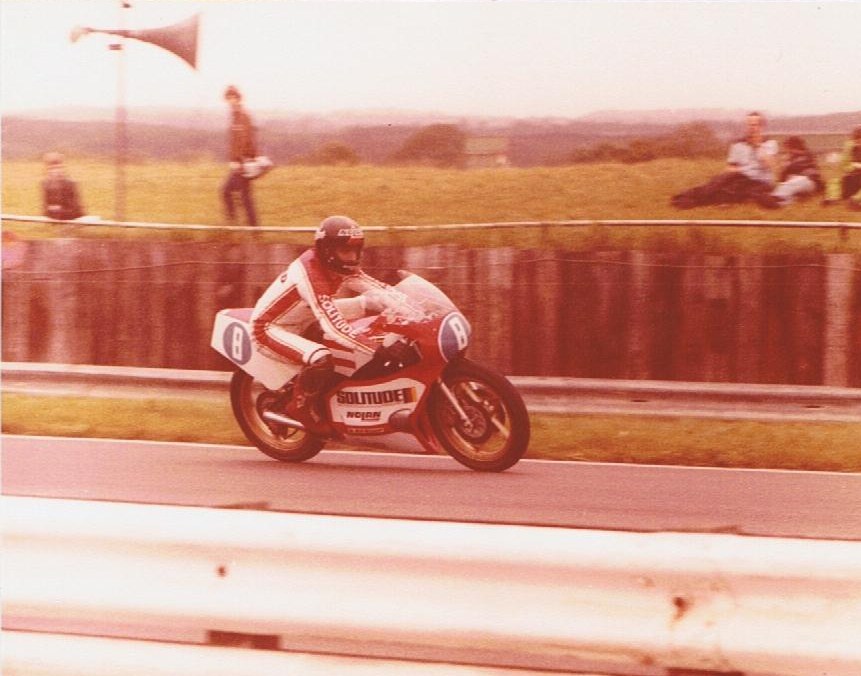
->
<box><xmin>3</xmin><ymin>240</ymin><xmax>860</xmax><ymax>386</ymax></box>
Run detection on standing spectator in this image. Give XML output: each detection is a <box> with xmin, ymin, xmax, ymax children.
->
<box><xmin>823</xmin><ymin>126</ymin><xmax>861</xmax><ymax>209</ymax></box>
<box><xmin>671</xmin><ymin>111</ymin><xmax>779</xmax><ymax>209</ymax></box>
<box><xmin>767</xmin><ymin>136</ymin><xmax>823</xmax><ymax>207</ymax></box>
<box><xmin>41</xmin><ymin>152</ymin><xmax>84</xmax><ymax>220</ymax></box>
<box><xmin>222</xmin><ymin>85</ymin><xmax>259</xmax><ymax>226</ymax></box>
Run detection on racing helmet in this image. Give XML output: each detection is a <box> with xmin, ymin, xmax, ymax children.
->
<box><xmin>314</xmin><ymin>216</ymin><xmax>365</xmax><ymax>274</ymax></box>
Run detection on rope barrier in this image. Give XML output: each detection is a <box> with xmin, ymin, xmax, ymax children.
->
<box><xmin>3</xmin><ymin>213</ymin><xmax>861</xmax><ymax>232</ymax></box>
<box><xmin>5</xmin><ymin>256</ymin><xmax>861</xmax><ymax>279</ymax></box>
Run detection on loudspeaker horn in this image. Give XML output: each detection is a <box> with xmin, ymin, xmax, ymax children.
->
<box><xmin>71</xmin><ymin>13</ymin><xmax>199</xmax><ymax>69</ymax></box>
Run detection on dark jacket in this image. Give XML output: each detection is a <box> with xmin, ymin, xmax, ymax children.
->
<box><xmin>780</xmin><ymin>150</ymin><xmax>823</xmax><ymax>191</ymax></box>
<box><xmin>228</xmin><ymin>108</ymin><xmax>257</xmax><ymax>162</ymax></box>
<box><xmin>42</xmin><ymin>174</ymin><xmax>84</xmax><ymax>220</ymax></box>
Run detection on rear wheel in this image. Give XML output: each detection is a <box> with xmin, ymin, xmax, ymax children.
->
<box><xmin>230</xmin><ymin>370</ymin><xmax>324</xmax><ymax>462</ymax></box>
<box><xmin>428</xmin><ymin>359</ymin><xmax>530</xmax><ymax>472</ymax></box>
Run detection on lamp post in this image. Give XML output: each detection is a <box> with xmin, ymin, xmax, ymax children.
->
<box><xmin>109</xmin><ymin>1</ymin><xmax>131</xmax><ymax>222</ymax></box>
<box><xmin>70</xmin><ymin>4</ymin><xmax>198</xmax><ymax>223</ymax></box>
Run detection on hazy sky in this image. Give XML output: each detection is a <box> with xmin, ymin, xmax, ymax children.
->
<box><xmin>1</xmin><ymin>0</ymin><xmax>859</xmax><ymax>119</ymax></box>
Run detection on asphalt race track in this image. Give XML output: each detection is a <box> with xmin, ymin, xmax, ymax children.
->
<box><xmin>4</xmin><ymin>434</ymin><xmax>860</xmax><ymax>541</ymax></box>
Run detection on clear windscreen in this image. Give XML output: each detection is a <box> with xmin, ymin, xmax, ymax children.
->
<box><xmin>371</xmin><ymin>272</ymin><xmax>459</xmax><ymax>324</ymax></box>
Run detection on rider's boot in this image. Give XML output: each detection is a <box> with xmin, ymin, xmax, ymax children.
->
<box><xmin>290</xmin><ymin>357</ymin><xmax>338</xmax><ymax>426</ymax></box>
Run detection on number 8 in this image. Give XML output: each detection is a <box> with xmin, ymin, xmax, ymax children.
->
<box><xmin>231</xmin><ymin>326</ymin><xmax>245</xmax><ymax>361</ymax></box>
<box><xmin>450</xmin><ymin>316</ymin><xmax>469</xmax><ymax>350</ymax></box>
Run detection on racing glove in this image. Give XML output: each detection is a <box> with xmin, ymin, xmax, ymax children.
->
<box><xmin>363</xmin><ymin>291</ymin><xmax>388</xmax><ymax>315</ymax></box>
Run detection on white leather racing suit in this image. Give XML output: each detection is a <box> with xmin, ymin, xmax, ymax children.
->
<box><xmin>250</xmin><ymin>248</ymin><xmax>388</xmax><ymax>374</ymax></box>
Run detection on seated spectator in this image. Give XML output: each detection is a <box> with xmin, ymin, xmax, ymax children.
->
<box><xmin>671</xmin><ymin>111</ymin><xmax>778</xmax><ymax>209</ymax></box>
<box><xmin>42</xmin><ymin>152</ymin><xmax>85</xmax><ymax>221</ymax></box>
<box><xmin>765</xmin><ymin>136</ymin><xmax>823</xmax><ymax>207</ymax></box>
<box><xmin>823</xmin><ymin>126</ymin><xmax>861</xmax><ymax>210</ymax></box>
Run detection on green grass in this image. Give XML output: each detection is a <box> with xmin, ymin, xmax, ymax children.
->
<box><xmin>1</xmin><ymin>393</ymin><xmax>245</xmax><ymax>445</ymax></box>
<box><xmin>4</xmin><ymin>159</ymin><xmax>860</xmax><ymax>253</ymax></box>
<box><xmin>531</xmin><ymin>413</ymin><xmax>861</xmax><ymax>472</ymax></box>
<box><xmin>3</xmin><ymin>393</ymin><xmax>860</xmax><ymax>472</ymax></box>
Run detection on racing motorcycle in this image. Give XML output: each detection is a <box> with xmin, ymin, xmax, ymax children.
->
<box><xmin>211</xmin><ymin>271</ymin><xmax>530</xmax><ymax>472</ymax></box>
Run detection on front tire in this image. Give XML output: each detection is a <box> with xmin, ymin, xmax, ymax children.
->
<box><xmin>428</xmin><ymin>359</ymin><xmax>530</xmax><ymax>472</ymax></box>
<box><xmin>230</xmin><ymin>370</ymin><xmax>324</xmax><ymax>462</ymax></box>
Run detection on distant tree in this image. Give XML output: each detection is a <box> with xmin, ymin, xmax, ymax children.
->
<box><xmin>663</xmin><ymin>122</ymin><xmax>723</xmax><ymax>158</ymax></box>
<box><xmin>566</xmin><ymin>122</ymin><xmax>723</xmax><ymax>164</ymax></box>
<box><xmin>305</xmin><ymin>141</ymin><xmax>359</xmax><ymax>166</ymax></box>
<box><xmin>568</xmin><ymin>142</ymin><xmax>627</xmax><ymax>163</ymax></box>
<box><xmin>623</xmin><ymin>139</ymin><xmax>658</xmax><ymax>163</ymax></box>
<box><xmin>391</xmin><ymin>124</ymin><xmax>466</xmax><ymax>168</ymax></box>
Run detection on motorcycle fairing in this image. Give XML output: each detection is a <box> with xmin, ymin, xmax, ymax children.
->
<box><xmin>340</xmin><ymin>430</ymin><xmax>433</xmax><ymax>455</ymax></box>
<box><xmin>327</xmin><ymin>376</ymin><xmax>427</xmax><ymax>430</ymax></box>
<box><xmin>323</xmin><ymin>365</ymin><xmax>444</xmax><ymax>455</ymax></box>
<box><xmin>437</xmin><ymin>311</ymin><xmax>472</xmax><ymax>361</ymax></box>
<box><xmin>210</xmin><ymin>309</ymin><xmax>301</xmax><ymax>390</ymax></box>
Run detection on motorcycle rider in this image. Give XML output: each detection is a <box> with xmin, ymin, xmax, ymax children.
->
<box><xmin>250</xmin><ymin>215</ymin><xmax>391</xmax><ymax>424</ymax></box>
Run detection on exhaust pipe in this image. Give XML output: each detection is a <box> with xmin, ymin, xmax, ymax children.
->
<box><xmin>262</xmin><ymin>411</ymin><xmax>306</xmax><ymax>430</ymax></box>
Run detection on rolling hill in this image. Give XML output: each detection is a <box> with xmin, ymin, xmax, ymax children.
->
<box><xmin>3</xmin><ymin>108</ymin><xmax>859</xmax><ymax>167</ymax></box>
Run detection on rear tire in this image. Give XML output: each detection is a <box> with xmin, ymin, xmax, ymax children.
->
<box><xmin>428</xmin><ymin>359</ymin><xmax>530</xmax><ymax>472</ymax></box>
<box><xmin>230</xmin><ymin>370</ymin><xmax>324</xmax><ymax>462</ymax></box>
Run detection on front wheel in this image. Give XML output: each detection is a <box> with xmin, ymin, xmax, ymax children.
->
<box><xmin>428</xmin><ymin>359</ymin><xmax>530</xmax><ymax>472</ymax></box>
<box><xmin>230</xmin><ymin>370</ymin><xmax>324</xmax><ymax>462</ymax></box>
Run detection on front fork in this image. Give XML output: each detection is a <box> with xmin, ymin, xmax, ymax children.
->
<box><xmin>437</xmin><ymin>378</ymin><xmax>473</xmax><ymax>426</ymax></box>
<box><xmin>437</xmin><ymin>376</ymin><xmax>509</xmax><ymax>438</ymax></box>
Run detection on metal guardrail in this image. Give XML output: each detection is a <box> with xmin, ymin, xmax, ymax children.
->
<box><xmin>6</xmin><ymin>632</ymin><xmax>556</xmax><ymax>676</ymax></box>
<box><xmin>5</xmin><ymin>496</ymin><xmax>861</xmax><ymax>675</ymax></box>
<box><xmin>4</xmin><ymin>212</ymin><xmax>861</xmax><ymax>233</ymax></box>
<box><xmin>3</xmin><ymin>361</ymin><xmax>861</xmax><ymax>422</ymax></box>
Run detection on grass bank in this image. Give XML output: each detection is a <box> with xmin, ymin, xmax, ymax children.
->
<box><xmin>3</xmin><ymin>159</ymin><xmax>859</xmax><ymax>253</ymax></box>
<box><xmin>3</xmin><ymin>393</ymin><xmax>859</xmax><ymax>472</ymax></box>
